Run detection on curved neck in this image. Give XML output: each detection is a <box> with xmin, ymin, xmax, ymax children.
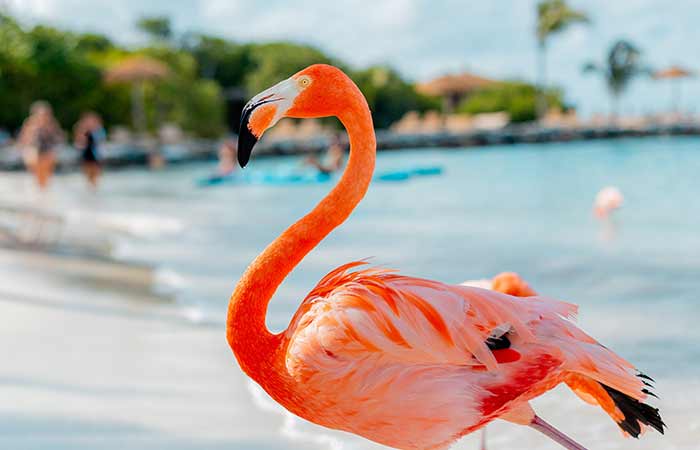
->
<box><xmin>226</xmin><ymin>97</ymin><xmax>375</xmax><ymax>377</ymax></box>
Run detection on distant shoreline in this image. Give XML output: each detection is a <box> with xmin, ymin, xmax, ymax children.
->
<box><xmin>1</xmin><ymin>122</ymin><xmax>699</xmax><ymax>172</ymax></box>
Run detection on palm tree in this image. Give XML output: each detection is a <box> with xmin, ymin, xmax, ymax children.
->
<box><xmin>137</xmin><ymin>16</ymin><xmax>173</xmax><ymax>45</ymax></box>
<box><xmin>583</xmin><ymin>40</ymin><xmax>649</xmax><ymax>120</ymax></box>
<box><xmin>536</xmin><ymin>0</ymin><xmax>589</xmax><ymax>119</ymax></box>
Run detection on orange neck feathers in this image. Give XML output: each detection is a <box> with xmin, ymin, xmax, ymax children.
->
<box><xmin>226</xmin><ymin>84</ymin><xmax>376</xmax><ymax>379</ymax></box>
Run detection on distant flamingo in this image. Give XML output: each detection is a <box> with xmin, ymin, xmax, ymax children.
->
<box><xmin>594</xmin><ymin>186</ymin><xmax>624</xmax><ymax>218</ymax></box>
<box><xmin>227</xmin><ymin>65</ymin><xmax>664</xmax><ymax>450</ymax></box>
<box><xmin>462</xmin><ymin>272</ymin><xmax>538</xmax><ymax>298</ymax></box>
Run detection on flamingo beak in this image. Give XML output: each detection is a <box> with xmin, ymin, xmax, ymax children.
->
<box><xmin>238</xmin><ymin>78</ymin><xmax>298</xmax><ymax>167</ymax></box>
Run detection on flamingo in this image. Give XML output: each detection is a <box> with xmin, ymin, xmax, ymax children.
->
<box><xmin>227</xmin><ymin>64</ymin><xmax>664</xmax><ymax>450</ymax></box>
<box><xmin>462</xmin><ymin>272</ymin><xmax>538</xmax><ymax>298</ymax></box>
<box><xmin>593</xmin><ymin>186</ymin><xmax>624</xmax><ymax>218</ymax></box>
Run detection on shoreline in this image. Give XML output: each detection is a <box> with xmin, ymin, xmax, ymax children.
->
<box><xmin>1</xmin><ymin>121</ymin><xmax>699</xmax><ymax>172</ymax></box>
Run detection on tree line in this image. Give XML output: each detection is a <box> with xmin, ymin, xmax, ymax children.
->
<box><xmin>0</xmin><ymin>14</ymin><xmax>440</xmax><ymax>137</ymax></box>
<box><xmin>1</xmin><ymin>3</ymin><xmax>650</xmax><ymax>139</ymax></box>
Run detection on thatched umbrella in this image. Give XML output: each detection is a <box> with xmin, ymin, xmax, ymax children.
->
<box><xmin>417</xmin><ymin>72</ymin><xmax>495</xmax><ymax>113</ymax></box>
<box><xmin>653</xmin><ymin>65</ymin><xmax>695</xmax><ymax>112</ymax></box>
<box><xmin>104</xmin><ymin>56</ymin><xmax>171</xmax><ymax>132</ymax></box>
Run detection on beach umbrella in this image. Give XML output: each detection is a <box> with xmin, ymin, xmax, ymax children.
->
<box><xmin>416</xmin><ymin>72</ymin><xmax>495</xmax><ymax>113</ymax></box>
<box><xmin>104</xmin><ymin>56</ymin><xmax>171</xmax><ymax>133</ymax></box>
<box><xmin>653</xmin><ymin>65</ymin><xmax>695</xmax><ymax>112</ymax></box>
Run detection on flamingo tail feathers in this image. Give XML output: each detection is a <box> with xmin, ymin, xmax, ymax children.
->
<box><xmin>601</xmin><ymin>382</ymin><xmax>665</xmax><ymax>437</ymax></box>
<box><xmin>565</xmin><ymin>373</ymin><xmax>665</xmax><ymax>438</ymax></box>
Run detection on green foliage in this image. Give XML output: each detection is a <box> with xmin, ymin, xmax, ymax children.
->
<box><xmin>137</xmin><ymin>16</ymin><xmax>172</xmax><ymax>42</ymax></box>
<box><xmin>351</xmin><ymin>66</ymin><xmax>440</xmax><ymax>129</ymax></box>
<box><xmin>0</xmin><ymin>14</ymin><xmax>32</xmax><ymax>64</ymax></box>
<box><xmin>75</xmin><ymin>33</ymin><xmax>114</xmax><ymax>53</ymax></box>
<box><xmin>0</xmin><ymin>12</ymin><xmax>459</xmax><ymax>135</ymax></box>
<box><xmin>26</xmin><ymin>26</ymin><xmax>104</xmax><ymax>126</ymax></box>
<box><xmin>457</xmin><ymin>82</ymin><xmax>565</xmax><ymax>123</ymax></box>
<box><xmin>167</xmin><ymin>79</ymin><xmax>225</xmax><ymax>138</ymax></box>
<box><xmin>0</xmin><ymin>20</ymin><xmax>112</xmax><ymax>131</ymax></box>
<box><xmin>142</xmin><ymin>47</ymin><xmax>225</xmax><ymax>137</ymax></box>
<box><xmin>188</xmin><ymin>35</ymin><xmax>253</xmax><ymax>88</ymax></box>
<box><xmin>536</xmin><ymin>0</ymin><xmax>589</xmax><ymax>45</ymax></box>
<box><xmin>0</xmin><ymin>14</ymin><xmax>222</xmax><ymax>136</ymax></box>
<box><xmin>583</xmin><ymin>40</ymin><xmax>647</xmax><ymax>97</ymax></box>
<box><xmin>243</xmin><ymin>42</ymin><xmax>337</xmax><ymax>94</ymax></box>
<box><xmin>582</xmin><ymin>40</ymin><xmax>649</xmax><ymax>116</ymax></box>
<box><xmin>0</xmin><ymin>14</ymin><xmax>35</xmax><ymax>128</ymax></box>
<box><xmin>186</xmin><ymin>39</ymin><xmax>441</xmax><ymax>129</ymax></box>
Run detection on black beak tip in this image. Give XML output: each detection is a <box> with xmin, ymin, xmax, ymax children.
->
<box><xmin>237</xmin><ymin>99</ymin><xmax>263</xmax><ymax>168</ymax></box>
<box><xmin>237</xmin><ymin>123</ymin><xmax>257</xmax><ymax>169</ymax></box>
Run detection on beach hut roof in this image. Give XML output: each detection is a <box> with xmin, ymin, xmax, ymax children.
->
<box><xmin>416</xmin><ymin>72</ymin><xmax>495</xmax><ymax>96</ymax></box>
<box><xmin>104</xmin><ymin>56</ymin><xmax>171</xmax><ymax>84</ymax></box>
<box><xmin>653</xmin><ymin>65</ymin><xmax>695</xmax><ymax>80</ymax></box>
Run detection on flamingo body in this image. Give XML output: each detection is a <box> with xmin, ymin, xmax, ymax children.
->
<box><xmin>277</xmin><ymin>263</ymin><xmax>644</xmax><ymax>449</ymax></box>
<box><xmin>594</xmin><ymin>186</ymin><xmax>624</xmax><ymax>218</ymax></box>
<box><xmin>227</xmin><ymin>65</ymin><xmax>664</xmax><ymax>450</ymax></box>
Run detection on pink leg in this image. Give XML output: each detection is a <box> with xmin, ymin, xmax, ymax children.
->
<box><xmin>528</xmin><ymin>415</ymin><xmax>588</xmax><ymax>450</ymax></box>
<box><xmin>480</xmin><ymin>428</ymin><xmax>487</xmax><ymax>450</ymax></box>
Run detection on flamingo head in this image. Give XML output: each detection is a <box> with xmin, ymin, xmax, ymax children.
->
<box><xmin>238</xmin><ymin>64</ymin><xmax>359</xmax><ymax>167</ymax></box>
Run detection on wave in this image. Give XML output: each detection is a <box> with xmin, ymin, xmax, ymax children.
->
<box><xmin>65</xmin><ymin>210</ymin><xmax>186</xmax><ymax>239</ymax></box>
<box><xmin>247</xmin><ymin>381</ymin><xmax>344</xmax><ymax>450</ymax></box>
<box><xmin>154</xmin><ymin>267</ymin><xmax>190</xmax><ymax>292</ymax></box>
<box><xmin>92</xmin><ymin>212</ymin><xmax>185</xmax><ymax>238</ymax></box>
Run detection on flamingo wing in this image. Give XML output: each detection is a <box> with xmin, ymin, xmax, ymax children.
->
<box><xmin>287</xmin><ymin>262</ymin><xmax>576</xmax><ymax>371</ymax></box>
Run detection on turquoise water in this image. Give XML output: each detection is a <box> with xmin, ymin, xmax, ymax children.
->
<box><xmin>1</xmin><ymin>136</ymin><xmax>698</xmax><ymax>449</ymax></box>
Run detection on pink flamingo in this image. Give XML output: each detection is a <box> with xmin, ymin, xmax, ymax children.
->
<box><xmin>227</xmin><ymin>65</ymin><xmax>664</xmax><ymax>450</ymax></box>
<box><xmin>594</xmin><ymin>186</ymin><xmax>624</xmax><ymax>218</ymax></box>
<box><xmin>462</xmin><ymin>272</ymin><xmax>538</xmax><ymax>298</ymax></box>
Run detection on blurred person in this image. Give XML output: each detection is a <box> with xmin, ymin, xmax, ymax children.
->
<box><xmin>304</xmin><ymin>133</ymin><xmax>345</xmax><ymax>175</ymax></box>
<box><xmin>217</xmin><ymin>139</ymin><xmax>238</xmax><ymax>176</ymax></box>
<box><xmin>148</xmin><ymin>138</ymin><xmax>166</xmax><ymax>170</ymax></box>
<box><xmin>73</xmin><ymin>112</ymin><xmax>105</xmax><ymax>189</ymax></box>
<box><xmin>18</xmin><ymin>101</ymin><xmax>65</xmax><ymax>190</ymax></box>
<box><xmin>0</xmin><ymin>128</ymin><xmax>11</xmax><ymax>148</ymax></box>
<box><xmin>198</xmin><ymin>139</ymin><xmax>238</xmax><ymax>186</ymax></box>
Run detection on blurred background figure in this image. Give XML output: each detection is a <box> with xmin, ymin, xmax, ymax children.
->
<box><xmin>0</xmin><ymin>128</ymin><xmax>11</xmax><ymax>148</ymax></box>
<box><xmin>593</xmin><ymin>185</ymin><xmax>624</xmax><ymax>218</ymax></box>
<box><xmin>17</xmin><ymin>101</ymin><xmax>64</xmax><ymax>190</ymax></box>
<box><xmin>304</xmin><ymin>133</ymin><xmax>345</xmax><ymax>175</ymax></box>
<box><xmin>216</xmin><ymin>139</ymin><xmax>238</xmax><ymax>176</ymax></box>
<box><xmin>73</xmin><ymin>112</ymin><xmax>105</xmax><ymax>190</ymax></box>
<box><xmin>148</xmin><ymin>143</ymin><xmax>166</xmax><ymax>170</ymax></box>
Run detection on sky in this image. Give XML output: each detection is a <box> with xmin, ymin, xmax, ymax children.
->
<box><xmin>5</xmin><ymin>0</ymin><xmax>700</xmax><ymax>117</ymax></box>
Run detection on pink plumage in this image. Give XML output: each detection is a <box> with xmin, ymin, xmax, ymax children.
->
<box><xmin>281</xmin><ymin>263</ymin><xmax>659</xmax><ymax>449</ymax></box>
<box><xmin>594</xmin><ymin>186</ymin><xmax>624</xmax><ymax>218</ymax></box>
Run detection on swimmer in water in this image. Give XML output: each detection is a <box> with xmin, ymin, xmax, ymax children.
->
<box><xmin>74</xmin><ymin>112</ymin><xmax>105</xmax><ymax>190</ymax></box>
<box><xmin>304</xmin><ymin>133</ymin><xmax>345</xmax><ymax>175</ymax></box>
<box><xmin>217</xmin><ymin>139</ymin><xmax>238</xmax><ymax>176</ymax></box>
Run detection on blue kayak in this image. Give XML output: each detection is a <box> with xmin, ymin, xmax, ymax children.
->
<box><xmin>198</xmin><ymin>166</ymin><xmax>443</xmax><ymax>187</ymax></box>
<box><xmin>197</xmin><ymin>170</ymin><xmax>330</xmax><ymax>186</ymax></box>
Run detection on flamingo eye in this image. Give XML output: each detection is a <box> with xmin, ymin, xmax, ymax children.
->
<box><xmin>297</xmin><ymin>76</ymin><xmax>312</xmax><ymax>89</ymax></box>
